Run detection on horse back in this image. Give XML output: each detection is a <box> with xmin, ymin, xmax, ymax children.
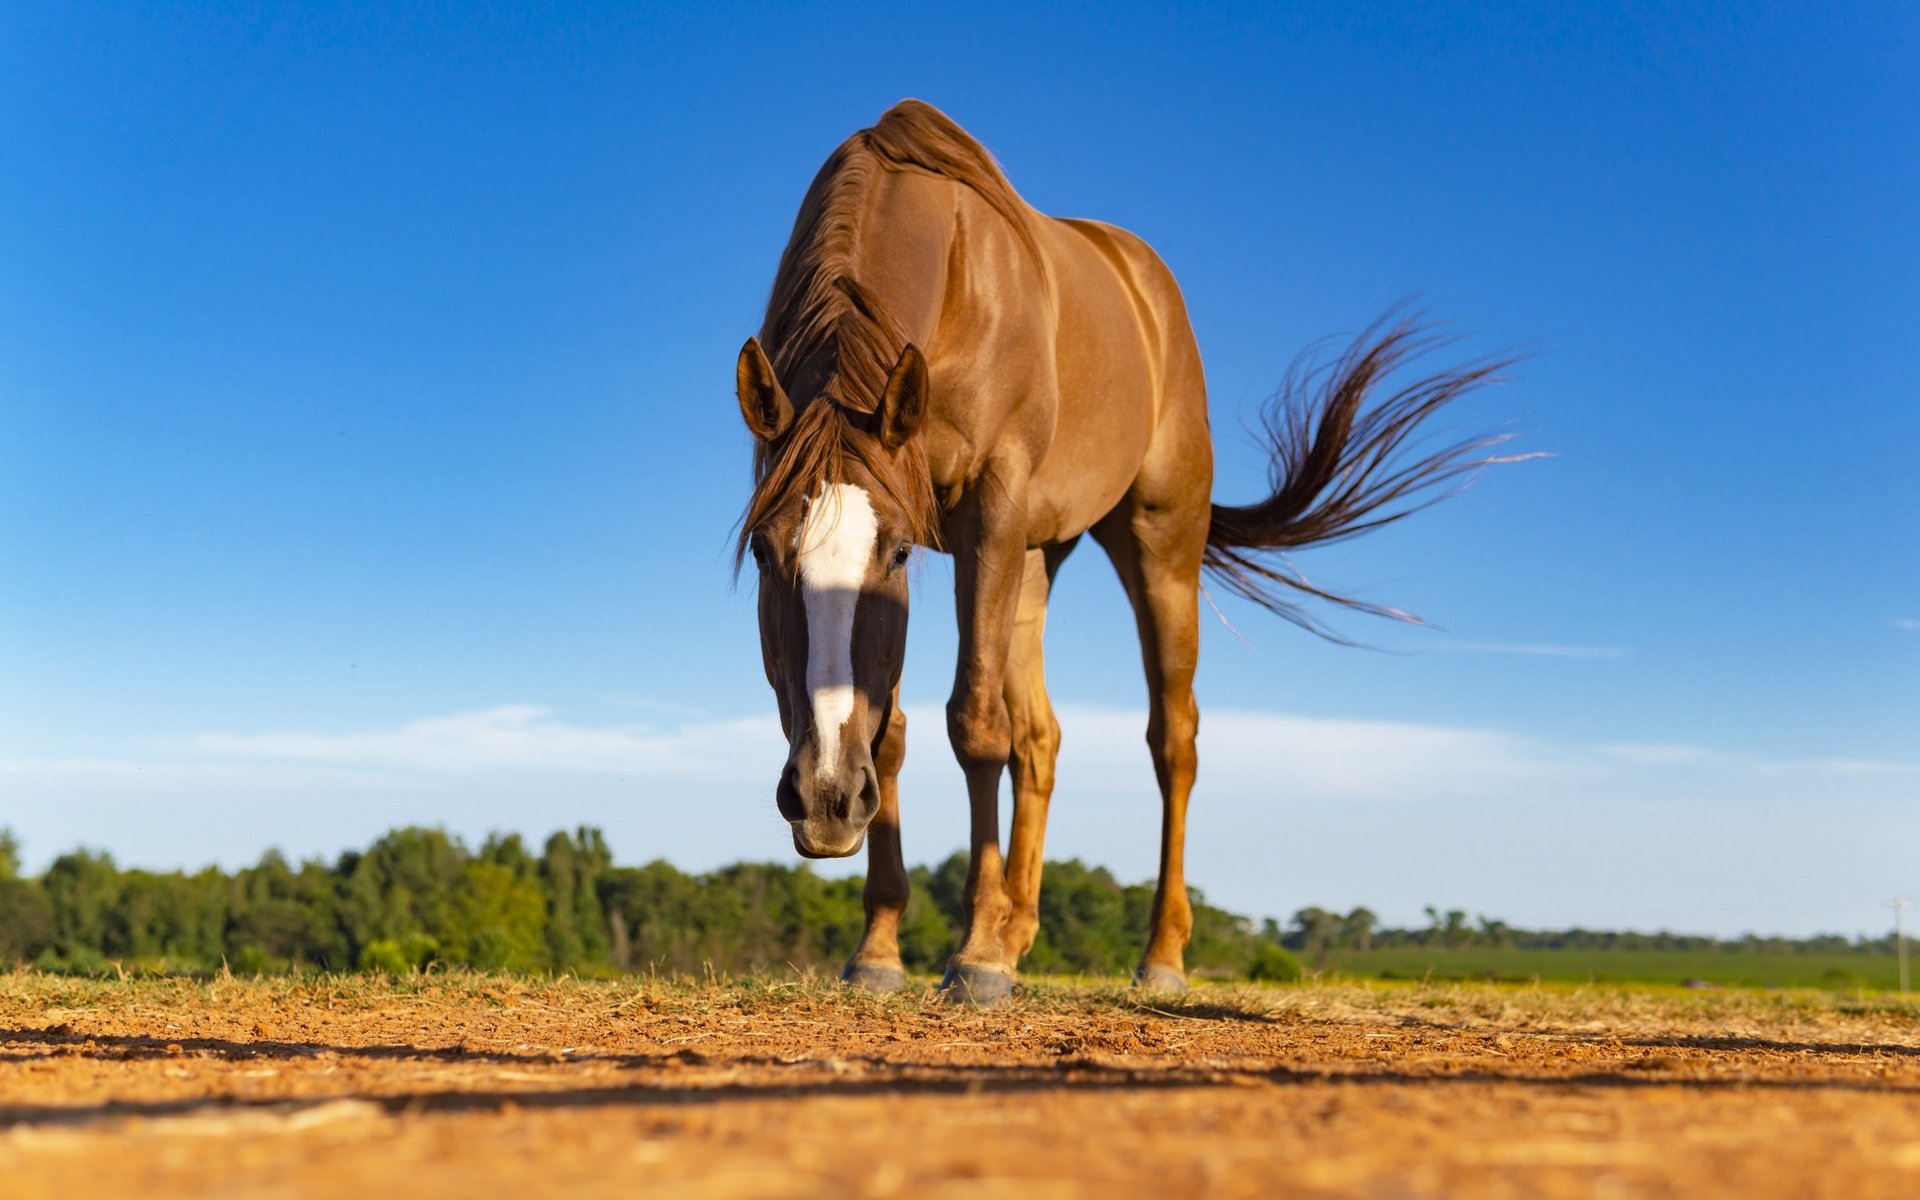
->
<box><xmin>841</xmin><ymin>157</ymin><xmax>1208</xmax><ymax>546</ymax></box>
<box><xmin>1007</xmin><ymin>216</ymin><xmax>1207</xmax><ymax>541</ymax></box>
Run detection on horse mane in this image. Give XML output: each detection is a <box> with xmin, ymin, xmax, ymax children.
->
<box><xmin>740</xmin><ymin>100</ymin><xmax>1036</xmax><ymax>563</ymax></box>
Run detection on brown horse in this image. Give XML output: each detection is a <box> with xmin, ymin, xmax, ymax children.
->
<box><xmin>735</xmin><ymin>100</ymin><xmax>1515</xmax><ymax>1002</ymax></box>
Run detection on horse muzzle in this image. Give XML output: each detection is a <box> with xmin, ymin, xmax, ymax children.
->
<box><xmin>777</xmin><ymin>758</ymin><xmax>880</xmax><ymax>859</ymax></box>
<box><xmin>790</xmin><ymin>820</ymin><xmax>867</xmax><ymax>859</ymax></box>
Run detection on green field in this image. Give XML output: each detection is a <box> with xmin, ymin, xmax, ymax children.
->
<box><xmin>1323</xmin><ymin>947</ymin><xmax>1909</xmax><ymax>991</ymax></box>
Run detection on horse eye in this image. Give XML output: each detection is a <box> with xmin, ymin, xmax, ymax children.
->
<box><xmin>750</xmin><ymin>538</ymin><xmax>770</xmax><ymax>567</ymax></box>
<box><xmin>888</xmin><ymin>543</ymin><xmax>912</xmax><ymax>571</ymax></box>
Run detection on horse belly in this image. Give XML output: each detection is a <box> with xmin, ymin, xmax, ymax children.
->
<box><xmin>1023</xmin><ymin>336</ymin><xmax>1156</xmax><ymax>544</ymax></box>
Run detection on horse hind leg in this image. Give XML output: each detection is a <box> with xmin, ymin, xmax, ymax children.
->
<box><xmin>841</xmin><ymin>692</ymin><xmax>909</xmax><ymax>992</ymax></box>
<box><xmin>1000</xmin><ymin>541</ymin><xmax>1076</xmax><ymax>965</ymax></box>
<box><xmin>1092</xmin><ymin>498</ymin><xmax>1205</xmax><ymax>993</ymax></box>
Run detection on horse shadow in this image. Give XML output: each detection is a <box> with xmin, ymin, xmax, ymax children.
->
<box><xmin>4</xmin><ymin>1019</ymin><xmax>1917</xmax><ymax>1134</ymax></box>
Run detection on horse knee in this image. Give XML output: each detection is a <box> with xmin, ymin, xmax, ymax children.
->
<box><xmin>1146</xmin><ymin>698</ymin><xmax>1199</xmax><ymax>779</ymax></box>
<box><xmin>1010</xmin><ymin>706</ymin><xmax>1061</xmax><ymax>792</ymax></box>
<box><xmin>1034</xmin><ymin>708</ymin><xmax>1062</xmax><ymax>765</ymax></box>
<box><xmin>947</xmin><ymin>693</ymin><xmax>1011</xmax><ymax>772</ymax></box>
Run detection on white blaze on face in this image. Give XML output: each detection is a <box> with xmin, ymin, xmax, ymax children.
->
<box><xmin>794</xmin><ymin>482</ymin><xmax>878</xmax><ymax>774</ymax></box>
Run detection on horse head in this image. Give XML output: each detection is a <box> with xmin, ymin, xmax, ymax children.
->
<box><xmin>735</xmin><ymin>337</ymin><xmax>930</xmax><ymax>857</ymax></box>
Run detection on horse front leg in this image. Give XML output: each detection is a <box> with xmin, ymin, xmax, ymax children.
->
<box><xmin>939</xmin><ymin>488</ymin><xmax>1029</xmax><ymax>1005</ymax></box>
<box><xmin>842</xmin><ymin>692</ymin><xmax>909</xmax><ymax>991</ymax></box>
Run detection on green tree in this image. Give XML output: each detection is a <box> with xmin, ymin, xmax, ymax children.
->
<box><xmin>540</xmin><ymin>828</ymin><xmax>612</xmax><ymax>970</ymax></box>
<box><xmin>0</xmin><ymin>871</ymin><xmax>52</xmax><ymax>963</ymax></box>
<box><xmin>0</xmin><ymin>828</ymin><xmax>22</xmax><ymax>879</ymax></box>
<box><xmin>1248</xmin><ymin>942</ymin><xmax>1304</xmax><ymax>982</ymax></box>
<box><xmin>42</xmin><ymin>849</ymin><xmax>123</xmax><ymax>967</ymax></box>
<box><xmin>1342</xmin><ymin>906</ymin><xmax>1378</xmax><ymax>953</ymax></box>
<box><xmin>115</xmin><ymin>868</ymin><xmax>224</xmax><ymax>964</ymax></box>
<box><xmin>1027</xmin><ymin>860</ymin><xmax>1133</xmax><ymax>974</ymax></box>
<box><xmin>0</xmin><ymin>869</ymin><xmax>53</xmax><ymax>963</ymax></box>
<box><xmin>338</xmin><ymin>827</ymin><xmax>469</xmax><ymax>964</ymax></box>
<box><xmin>447</xmin><ymin>861</ymin><xmax>548</xmax><ymax>970</ymax></box>
<box><xmin>1292</xmin><ymin>906</ymin><xmax>1338</xmax><ymax>966</ymax></box>
<box><xmin>600</xmin><ymin>859</ymin><xmax>703</xmax><ymax>972</ymax></box>
<box><xmin>924</xmin><ymin>852</ymin><xmax>970</xmax><ymax>932</ymax></box>
<box><xmin>897</xmin><ymin>866</ymin><xmax>957</xmax><ymax>972</ymax></box>
<box><xmin>225</xmin><ymin>852</ymin><xmax>353</xmax><ymax>970</ymax></box>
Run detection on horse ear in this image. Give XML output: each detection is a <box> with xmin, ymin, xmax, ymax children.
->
<box><xmin>877</xmin><ymin>344</ymin><xmax>930</xmax><ymax>450</ymax></box>
<box><xmin>736</xmin><ymin>338</ymin><xmax>792</xmax><ymax>441</ymax></box>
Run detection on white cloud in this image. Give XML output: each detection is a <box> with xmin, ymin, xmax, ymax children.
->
<box><xmin>1054</xmin><ymin>706</ymin><xmax>1563</xmax><ymax>800</ymax></box>
<box><xmin>188</xmin><ymin>705</ymin><xmax>780</xmax><ymax>781</ymax></box>
<box><xmin>171</xmin><ymin>702</ymin><xmax>1567</xmax><ymax>804</ymax></box>
<box><xmin>1892</xmin><ymin>617</ymin><xmax>1920</xmax><ymax>632</ymax></box>
<box><xmin>1599</xmin><ymin>742</ymin><xmax>1721</xmax><ymax>766</ymax></box>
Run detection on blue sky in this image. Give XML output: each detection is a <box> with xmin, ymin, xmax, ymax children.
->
<box><xmin>3</xmin><ymin>2</ymin><xmax>1915</xmax><ymax>936</ymax></box>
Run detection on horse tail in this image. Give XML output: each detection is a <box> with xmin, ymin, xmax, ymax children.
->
<box><xmin>1202</xmin><ymin>311</ymin><xmax>1531</xmax><ymax>639</ymax></box>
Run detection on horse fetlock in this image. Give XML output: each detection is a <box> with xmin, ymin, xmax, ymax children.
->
<box><xmin>964</xmin><ymin>892</ymin><xmax>1013</xmax><ymax>943</ymax></box>
<box><xmin>1001</xmin><ymin>908</ymin><xmax>1041</xmax><ymax>958</ymax></box>
<box><xmin>862</xmin><ymin>880</ymin><xmax>910</xmax><ymax>914</ymax></box>
<box><xmin>851</xmin><ymin>922</ymin><xmax>902</xmax><ymax>961</ymax></box>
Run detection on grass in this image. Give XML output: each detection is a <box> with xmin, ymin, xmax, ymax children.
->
<box><xmin>1321</xmin><ymin>946</ymin><xmax>1910</xmax><ymax>990</ymax></box>
<box><xmin>5</xmin><ymin>963</ymin><xmax>1916</xmax><ymax>1027</ymax></box>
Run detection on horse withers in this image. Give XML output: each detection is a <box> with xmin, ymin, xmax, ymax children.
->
<box><xmin>734</xmin><ymin>100</ymin><xmax>1519</xmax><ymax>1003</ymax></box>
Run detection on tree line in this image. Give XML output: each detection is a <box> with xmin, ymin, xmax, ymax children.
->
<box><xmin>0</xmin><ymin>826</ymin><xmax>1272</xmax><ymax>978</ymax></box>
<box><xmin>1</xmin><ymin>827</ymin><xmax>1891</xmax><ymax>979</ymax></box>
<box><xmin>1276</xmin><ymin>904</ymin><xmax>1905</xmax><ymax>966</ymax></box>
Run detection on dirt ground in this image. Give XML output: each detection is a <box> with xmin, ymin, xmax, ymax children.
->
<box><xmin>2</xmin><ymin>973</ymin><xmax>1917</xmax><ymax>1199</ymax></box>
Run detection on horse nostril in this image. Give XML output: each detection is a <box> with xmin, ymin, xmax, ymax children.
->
<box><xmin>775</xmin><ymin>764</ymin><xmax>807</xmax><ymax>823</ymax></box>
<box><xmin>852</xmin><ymin>765</ymin><xmax>881</xmax><ymax>824</ymax></box>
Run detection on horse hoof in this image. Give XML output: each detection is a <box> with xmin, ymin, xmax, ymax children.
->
<box><xmin>1133</xmin><ymin>963</ymin><xmax>1188</xmax><ymax>994</ymax></box>
<box><xmin>939</xmin><ymin>964</ymin><xmax>1014</xmax><ymax>1006</ymax></box>
<box><xmin>841</xmin><ymin>962</ymin><xmax>908</xmax><ymax>993</ymax></box>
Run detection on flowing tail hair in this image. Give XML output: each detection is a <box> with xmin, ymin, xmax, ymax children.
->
<box><xmin>1203</xmin><ymin>310</ymin><xmax>1539</xmax><ymax>641</ymax></box>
